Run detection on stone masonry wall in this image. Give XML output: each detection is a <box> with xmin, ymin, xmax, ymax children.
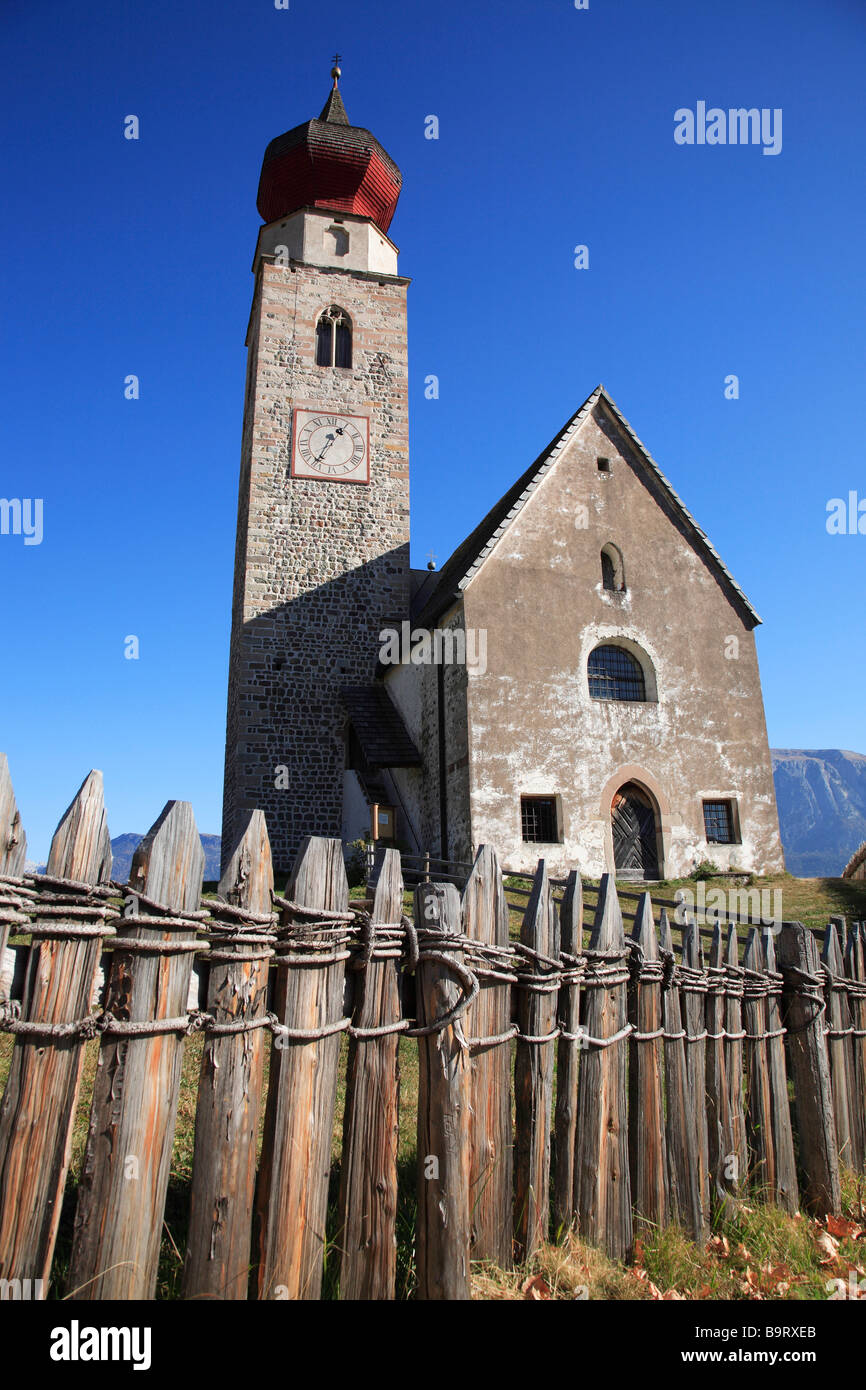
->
<box><xmin>222</xmin><ymin>253</ymin><xmax>410</xmax><ymax>873</ymax></box>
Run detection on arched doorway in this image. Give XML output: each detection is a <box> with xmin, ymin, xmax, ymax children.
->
<box><xmin>611</xmin><ymin>782</ymin><xmax>660</xmax><ymax>880</ymax></box>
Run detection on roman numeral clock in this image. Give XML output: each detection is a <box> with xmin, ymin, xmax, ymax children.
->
<box><xmin>291</xmin><ymin>409</ymin><xmax>370</xmax><ymax>483</ymax></box>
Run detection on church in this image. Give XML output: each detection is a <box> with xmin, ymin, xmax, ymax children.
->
<box><xmin>222</xmin><ymin>64</ymin><xmax>785</xmax><ymax>882</ymax></box>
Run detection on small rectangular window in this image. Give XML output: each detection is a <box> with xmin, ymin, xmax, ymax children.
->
<box><xmin>521</xmin><ymin>796</ymin><xmax>559</xmax><ymax>843</ymax></box>
<box><xmin>597</xmin><ymin>457</ymin><xmax>611</xmax><ymax>472</ymax></box>
<box><xmin>702</xmin><ymin>799</ymin><xmax>738</xmax><ymax>844</ymax></box>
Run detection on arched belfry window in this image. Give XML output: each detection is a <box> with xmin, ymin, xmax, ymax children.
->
<box><xmin>588</xmin><ymin>644</ymin><xmax>647</xmax><ymax>702</ymax></box>
<box><xmin>601</xmin><ymin>543</ymin><xmax>626</xmax><ymax>592</ymax></box>
<box><xmin>315</xmin><ymin>305</ymin><xmax>352</xmax><ymax>369</ymax></box>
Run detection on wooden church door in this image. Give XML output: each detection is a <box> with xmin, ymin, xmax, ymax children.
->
<box><xmin>611</xmin><ymin>783</ymin><xmax>660</xmax><ymax>880</ymax></box>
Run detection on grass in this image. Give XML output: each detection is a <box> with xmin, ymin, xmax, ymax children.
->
<box><xmin>500</xmin><ymin>871</ymin><xmax>866</xmax><ymax>941</ymax></box>
<box><xmin>472</xmin><ymin>1184</ymin><xmax>866</xmax><ymax>1300</ymax></box>
<box><xmin>1</xmin><ymin>871</ymin><xmax>864</xmax><ymax>1299</ymax></box>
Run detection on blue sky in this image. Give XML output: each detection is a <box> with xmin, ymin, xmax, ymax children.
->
<box><xmin>1</xmin><ymin>0</ymin><xmax>864</xmax><ymax>860</ymax></box>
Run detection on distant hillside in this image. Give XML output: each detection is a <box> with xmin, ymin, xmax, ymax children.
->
<box><xmin>772</xmin><ymin>749</ymin><xmax>866</xmax><ymax>877</ymax></box>
<box><xmin>110</xmin><ymin>832</ymin><xmax>222</xmax><ymax>883</ymax></box>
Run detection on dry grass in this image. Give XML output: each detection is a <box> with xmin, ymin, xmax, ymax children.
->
<box><xmin>471</xmin><ymin>1179</ymin><xmax>866</xmax><ymax>1301</ymax></box>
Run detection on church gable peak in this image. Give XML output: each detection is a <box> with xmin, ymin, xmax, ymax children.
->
<box><xmin>415</xmin><ymin>386</ymin><xmax>760</xmax><ymax>630</ymax></box>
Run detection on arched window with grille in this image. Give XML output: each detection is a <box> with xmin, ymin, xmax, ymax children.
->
<box><xmin>587</xmin><ymin>643</ymin><xmax>647</xmax><ymax>702</ymax></box>
<box><xmin>601</xmin><ymin>543</ymin><xmax>626</xmax><ymax>592</ymax></box>
<box><xmin>315</xmin><ymin>305</ymin><xmax>352</xmax><ymax>368</ymax></box>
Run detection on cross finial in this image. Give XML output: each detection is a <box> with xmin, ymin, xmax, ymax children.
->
<box><xmin>331</xmin><ymin>53</ymin><xmax>342</xmax><ymax>87</ymax></box>
<box><xmin>427</xmin><ymin>550</ymin><xmax>437</xmax><ymax>571</ymax></box>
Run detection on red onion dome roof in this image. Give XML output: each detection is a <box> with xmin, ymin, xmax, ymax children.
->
<box><xmin>256</xmin><ymin>77</ymin><xmax>402</xmax><ymax>235</ymax></box>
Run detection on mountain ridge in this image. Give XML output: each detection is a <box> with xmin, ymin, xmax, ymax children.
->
<box><xmin>109</xmin><ymin>832</ymin><xmax>222</xmax><ymax>883</ymax></box>
<box><xmin>771</xmin><ymin>748</ymin><xmax>866</xmax><ymax>877</ymax></box>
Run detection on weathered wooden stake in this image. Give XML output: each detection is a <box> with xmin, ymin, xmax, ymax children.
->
<box><xmin>337</xmin><ymin>846</ymin><xmax>403</xmax><ymax>1300</ymax></box>
<box><xmin>462</xmin><ymin>843</ymin><xmax>513</xmax><ymax>1265</ymax></box>
<box><xmin>415</xmin><ymin>881</ymin><xmax>471</xmax><ymax>1300</ymax></box>
<box><xmin>821</xmin><ymin>922</ymin><xmax>853</xmax><ymax>1171</ymax></box>
<box><xmin>255</xmin><ymin>836</ymin><xmax>349</xmax><ymax>1300</ymax></box>
<box><xmin>627</xmin><ymin>893</ymin><xmax>666</xmax><ymax>1231</ymax></box>
<box><xmin>680</xmin><ymin>917</ymin><xmax>710</xmax><ymax>1239</ymax></box>
<box><xmin>68</xmin><ymin>799</ymin><xmax>205</xmax><ymax>1299</ymax></box>
<box><xmin>705</xmin><ymin>922</ymin><xmax>735</xmax><ymax>1214</ymax></box>
<box><xmin>553</xmin><ymin>870</ymin><xmax>582</xmax><ymax>1238</ymax></box>
<box><xmin>844</xmin><ymin>924</ymin><xmax>866</xmax><ymax>1173</ymax></box>
<box><xmin>725</xmin><ymin>924</ymin><xmax>748</xmax><ymax>1187</ymax></box>
<box><xmin>0</xmin><ymin>754</ymin><xmax>30</xmax><ymax>983</ymax></box>
<box><xmin>743</xmin><ymin>928</ymin><xmax>776</xmax><ymax>1197</ymax></box>
<box><xmin>0</xmin><ymin>770</ymin><xmax>112</xmax><ymax>1292</ymax></box>
<box><xmin>0</xmin><ymin>753</ymin><xmax>26</xmax><ymax>878</ymax></box>
<box><xmin>514</xmin><ymin>859</ymin><xmax>558</xmax><ymax>1261</ymax></box>
<box><xmin>777</xmin><ymin>922</ymin><xmax>840</xmax><ymax>1214</ymax></box>
<box><xmin>763</xmin><ymin>929</ymin><xmax>799</xmax><ymax>1210</ymax></box>
<box><xmin>658</xmin><ymin>909</ymin><xmax>703</xmax><ymax>1240</ymax></box>
<box><xmin>574</xmin><ymin>874</ymin><xmax>632</xmax><ymax>1260</ymax></box>
<box><xmin>183</xmin><ymin>809</ymin><xmax>274</xmax><ymax>1300</ymax></box>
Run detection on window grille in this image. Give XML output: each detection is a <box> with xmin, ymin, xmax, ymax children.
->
<box><xmin>587</xmin><ymin>644</ymin><xmax>646</xmax><ymax>702</ymax></box>
<box><xmin>703</xmin><ymin>800</ymin><xmax>737</xmax><ymax>844</ymax></box>
<box><xmin>521</xmin><ymin>796</ymin><xmax>558</xmax><ymax>843</ymax></box>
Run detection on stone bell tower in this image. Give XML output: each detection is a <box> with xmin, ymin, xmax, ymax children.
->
<box><xmin>222</xmin><ymin>61</ymin><xmax>411</xmax><ymax>873</ymax></box>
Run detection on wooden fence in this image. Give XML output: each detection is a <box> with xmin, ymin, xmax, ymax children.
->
<box><xmin>0</xmin><ymin>757</ymin><xmax>864</xmax><ymax>1299</ymax></box>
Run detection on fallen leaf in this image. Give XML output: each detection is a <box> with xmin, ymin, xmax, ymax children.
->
<box><xmin>739</xmin><ymin>1278</ymin><xmax>764</xmax><ymax>1300</ymax></box>
<box><xmin>521</xmin><ymin>1274</ymin><xmax>551</xmax><ymax>1300</ymax></box>
<box><xmin>663</xmin><ymin>1289</ymin><xmax>686</xmax><ymax>1300</ymax></box>
<box><xmin>827</xmin><ymin>1214</ymin><xmax>864</xmax><ymax>1241</ymax></box>
<box><xmin>708</xmin><ymin>1235</ymin><xmax>731</xmax><ymax>1258</ymax></box>
<box><xmin>816</xmin><ymin>1231</ymin><xmax>840</xmax><ymax>1264</ymax></box>
<box><xmin>633</xmin><ymin>1238</ymin><xmax>646</xmax><ymax>1267</ymax></box>
<box><xmin>631</xmin><ymin>1268</ymin><xmax>662</xmax><ymax>1299</ymax></box>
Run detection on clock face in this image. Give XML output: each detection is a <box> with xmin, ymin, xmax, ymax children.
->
<box><xmin>291</xmin><ymin>410</ymin><xmax>370</xmax><ymax>483</ymax></box>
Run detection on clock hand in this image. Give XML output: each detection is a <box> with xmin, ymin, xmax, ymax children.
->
<box><xmin>314</xmin><ymin>427</ymin><xmax>346</xmax><ymax>462</ymax></box>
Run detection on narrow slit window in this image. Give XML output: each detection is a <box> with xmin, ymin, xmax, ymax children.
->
<box><xmin>601</xmin><ymin>543</ymin><xmax>625</xmax><ymax>592</ymax></box>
